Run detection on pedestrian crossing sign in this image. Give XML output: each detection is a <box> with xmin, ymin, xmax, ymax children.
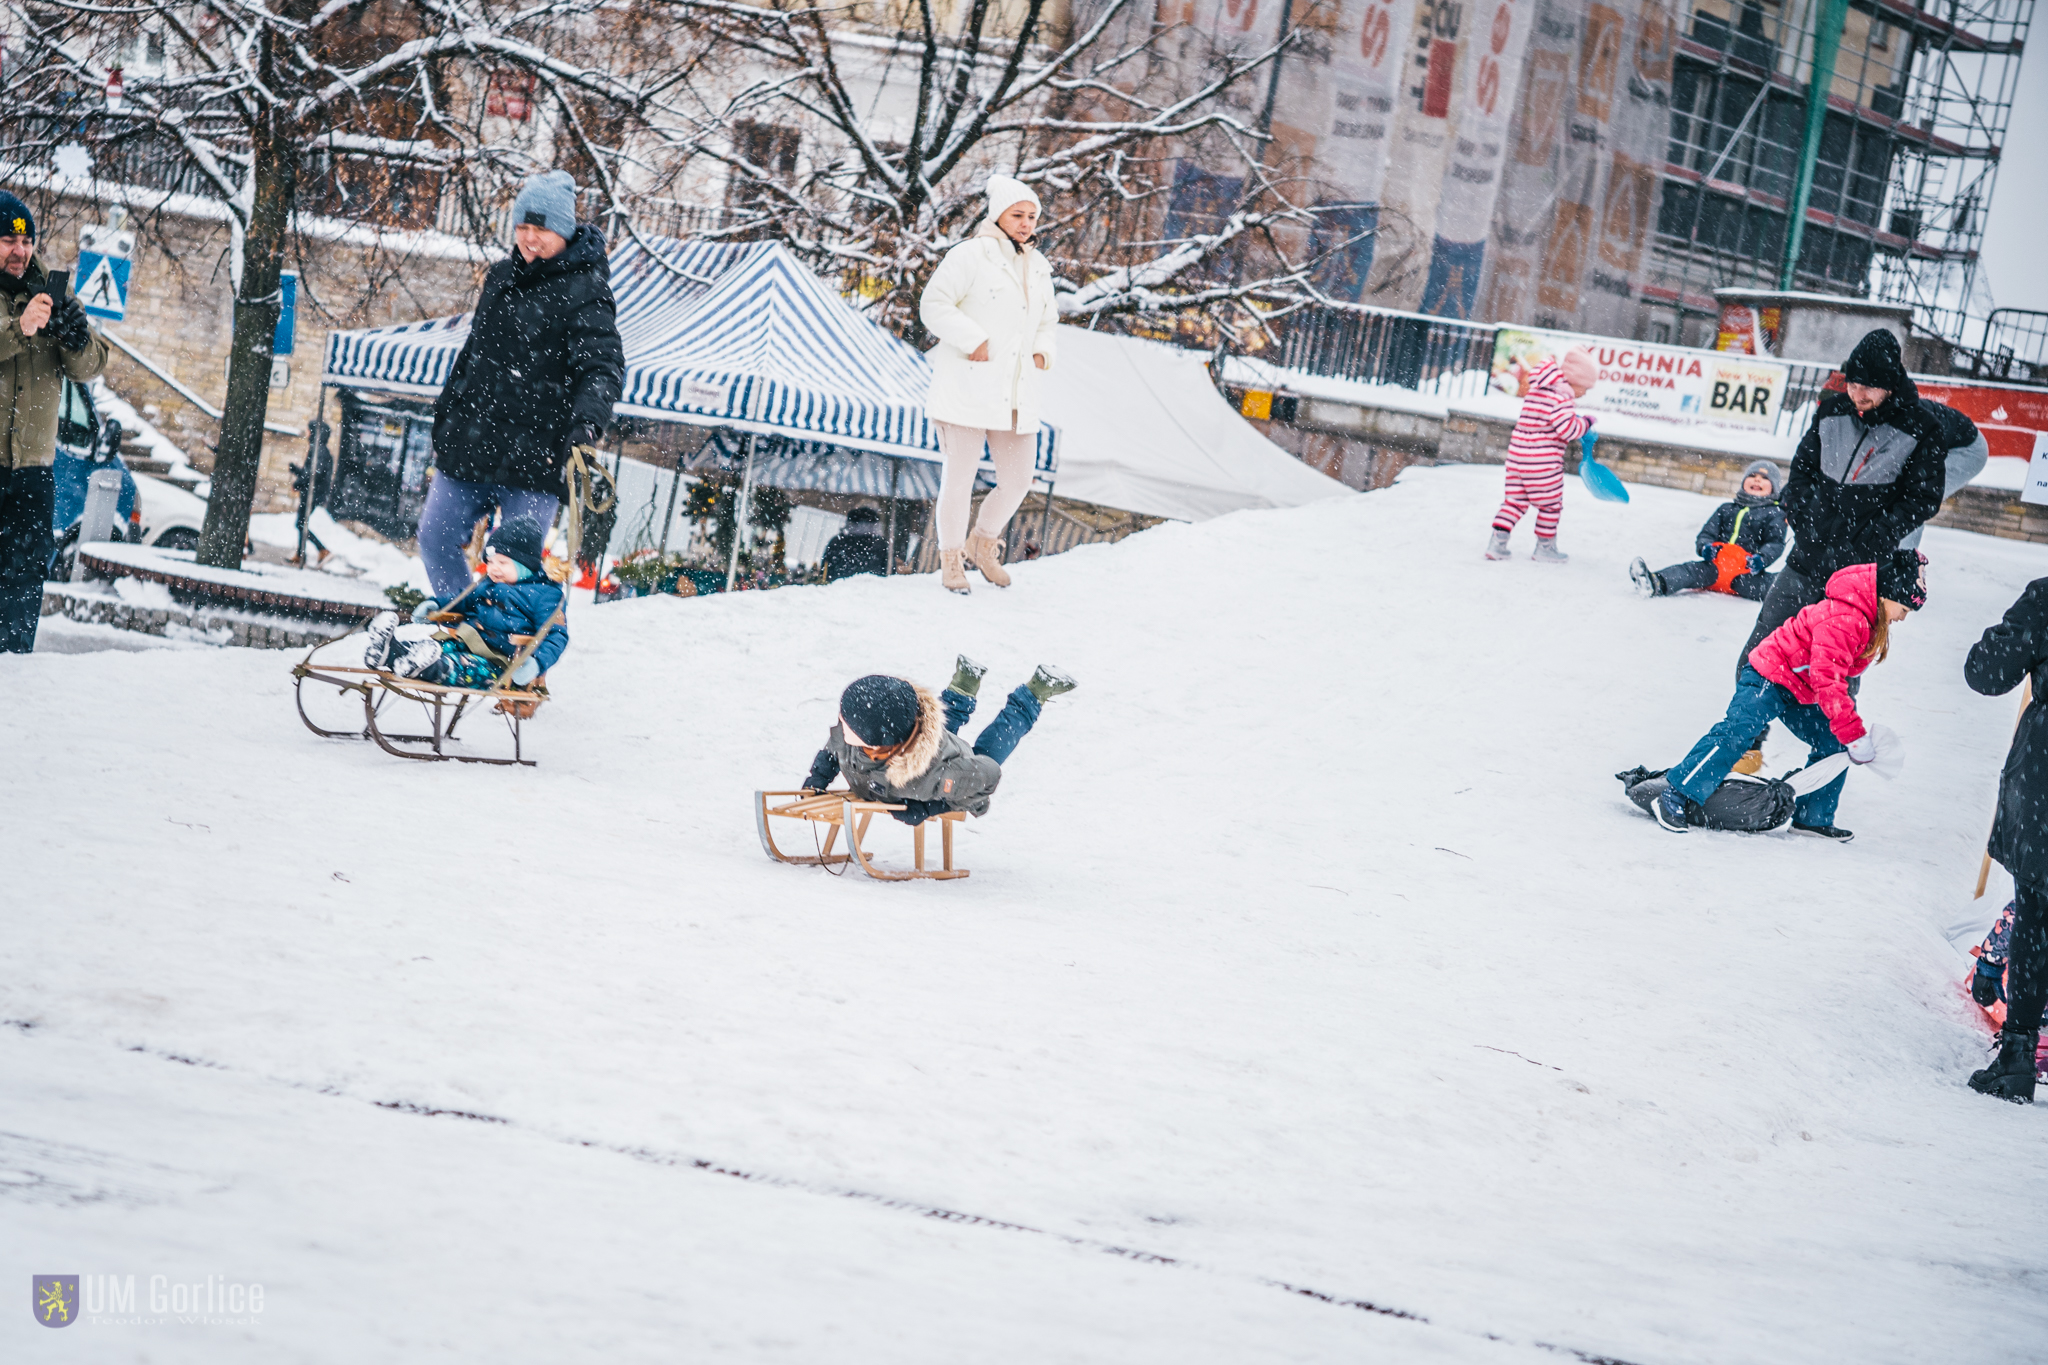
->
<box><xmin>75</xmin><ymin>251</ymin><xmax>131</xmax><ymax>321</ymax></box>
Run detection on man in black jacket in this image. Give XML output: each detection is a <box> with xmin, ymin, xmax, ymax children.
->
<box><xmin>417</xmin><ymin>170</ymin><xmax>624</xmax><ymax>601</ymax></box>
<box><xmin>1735</xmin><ymin>328</ymin><xmax>1947</xmax><ymax>673</ymax></box>
<box><xmin>820</xmin><ymin>506</ymin><xmax>891</xmax><ymax>581</ymax></box>
<box><xmin>1964</xmin><ymin>576</ymin><xmax>2048</xmax><ymax>1102</ymax></box>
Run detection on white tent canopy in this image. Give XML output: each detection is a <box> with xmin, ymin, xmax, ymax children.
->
<box><xmin>1039</xmin><ymin>327</ymin><xmax>1348</xmax><ymax>521</ymax></box>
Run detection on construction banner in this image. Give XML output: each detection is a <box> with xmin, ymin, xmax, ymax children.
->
<box><xmin>1418</xmin><ymin>0</ymin><xmax>1539</xmax><ymax>318</ymax></box>
<box><xmin>1492</xmin><ymin>326</ymin><xmax>1791</xmax><ymax>428</ymax></box>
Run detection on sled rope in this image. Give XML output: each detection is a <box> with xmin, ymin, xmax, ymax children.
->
<box><xmin>466</xmin><ymin>443</ymin><xmax>614</xmax><ymax>700</ymax></box>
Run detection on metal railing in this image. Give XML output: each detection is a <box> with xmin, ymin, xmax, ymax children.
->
<box><xmin>1271</xmin><ymin>304</ymin><xmax>1499</xmax><ymax>400</ymax></box>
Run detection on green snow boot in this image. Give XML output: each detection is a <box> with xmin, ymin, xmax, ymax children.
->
<box><xmin>1025</xmin><ymin>664</ymin><xmax>1077</xmax><ymax>704</ymax></box>
<box><xmin>949</xmin><ymin>653</ymin><xmax>988</xmax><ymax>697</ymax></box>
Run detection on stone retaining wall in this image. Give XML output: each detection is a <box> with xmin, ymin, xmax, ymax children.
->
<box><xmin>41</xmin><ymin>586</ymin><xmax>349</xmax><ymax>650</ymax></box>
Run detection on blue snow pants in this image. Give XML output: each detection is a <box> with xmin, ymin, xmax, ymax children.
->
<box><xmin>940</xmin><ymin>684</ymin><xmax>1042</xmax><ymax>764</ymax></box>
<box><xmin>1669</xmin><ymin>666</ymin><xmax>1848</xmax><ymax>826</ymax></box>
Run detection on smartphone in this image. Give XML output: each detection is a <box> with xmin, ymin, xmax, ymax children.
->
<box><xmin>43</xmin><ymin>269</ymin><xmax>68</xmax><ymax>302</ymax></box>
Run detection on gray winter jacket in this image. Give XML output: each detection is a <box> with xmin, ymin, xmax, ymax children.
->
<box><xmin>826</xmin><ymin>684</ymin><xmax>1003</xmax><ymax>815</ymax></box>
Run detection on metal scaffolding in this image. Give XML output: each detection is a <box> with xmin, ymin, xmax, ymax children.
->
<box><xmin>1642</xmin><ymin>0</ymin><xmax>2032</xmax><ymax>348</ymax></box>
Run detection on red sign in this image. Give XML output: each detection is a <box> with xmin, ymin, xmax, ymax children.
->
<box><xmin>1821</xmin><ymin>374</ymin><xmax>2048</xmax><ymax>459</ymax></box>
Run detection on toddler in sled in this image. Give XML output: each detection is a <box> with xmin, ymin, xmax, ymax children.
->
<box><xmin>1629</xmin><ymin>460</ymin><xmax>1787</xmax><ymax>601</ymax></box>
<box><xmin>800</xmin><ymin>656</ymin><xmax>1077</xmax><ymax>824</ymax></box>
<box><xmin>1648</xmin><ymin>549</ymin><xmax>1925</xmax><ymax>842</ymax></box>
<box><xmin>363</xmin><ymin>516</ymin><xmax>568</xmax><ymax>690</ymax></box>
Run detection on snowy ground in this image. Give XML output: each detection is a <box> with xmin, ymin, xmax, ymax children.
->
<box><xmin>5</xmin><ymin>464</ymin><xmax>2046</xmax><ymax>1363</ymax></box>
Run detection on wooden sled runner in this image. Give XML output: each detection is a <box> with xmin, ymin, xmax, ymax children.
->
<box><xmin>755</xmin><ymin>790</ymin><xmax>969</xmax><ymax>880</ymax></box>
<box><xmin>293</xmin><ymin>656</ymin><xmax>549</xmax><ymax>765</ymax></box>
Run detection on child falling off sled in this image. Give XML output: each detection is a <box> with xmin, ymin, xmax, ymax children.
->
<box><xmin>800</xmin><ymin>657</ymin><xmax>1077</xmax><ymax>824</ymax></box>
<box><xmin>1629</xmin><ymin>460</ymin><xmax>1788</xmax><ymax>601</ymax></box>
<box><xmin>1650</xmin><ymin>550</ymin><xmax>1927</xmax><ymax>842</ymax></box>
<box><xmin>363</xmin><ymin>517</ymin><xmax>568</xmax><ymax>690</ymax></box>
<box><xmin>1486</xmin><ymin>347</ymin><xmax>1597</xmax><ymax>565</ymax></box>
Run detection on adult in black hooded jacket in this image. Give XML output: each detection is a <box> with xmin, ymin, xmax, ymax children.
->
<box><xmin>1963</xmin><ymin>576</ymin><xmax>2048</xmax><ymax>1102</ymax></box>
<box><xmin>419</xmin><ymin>170</ymin><xmax>624</xmax><ymax>599</ymax></box>
<box><xmin>1736</xmin><ymin>328</ymin><xmax>1946</xmax><ymax>674</ymax></box>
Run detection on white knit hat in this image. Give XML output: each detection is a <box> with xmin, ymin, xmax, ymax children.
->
<box><xmin>984</xmin><ymin>174</ymin><xmax>1040</xmax><ymax>221</ymax></box>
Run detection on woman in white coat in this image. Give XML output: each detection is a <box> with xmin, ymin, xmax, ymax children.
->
<box><xmin>919</xmin><ymin>175</ymin><xmax>1058</xmax><ymax>594</ymax></box>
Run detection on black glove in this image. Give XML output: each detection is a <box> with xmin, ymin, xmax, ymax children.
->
<box><xmin>570</xmin><ymin>421</ymin><xmax>603</xmax><ymax>451</ymax></box>
<box><xmin>802</xmin><ymin>749</ymin><xmax>839</xmax><ymax>793</ymax></box>
<box><xmin>1747</xmin><ymin>552</ymin><xmax>1765</xmax><ymax>576</ymax></box>
<box><xmin>52</xmin><ymin>295</ymin><xmax>91</xmax><ymax>352</ymax></box>
<box><xmin>889</xmin><ymin>798</ymin><xmax>949</xmax><ymax>826</ymax></box>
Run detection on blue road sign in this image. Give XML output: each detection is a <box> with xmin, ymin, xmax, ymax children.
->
<box><xmin>75</xmin><ymin>251</ymin><xmax>131</xmax><ymax>321</ymax></box>
<box><xmin>273</xmin><ymin>271</ymin><xmax>297</xmax><ymax>355</ymax></box>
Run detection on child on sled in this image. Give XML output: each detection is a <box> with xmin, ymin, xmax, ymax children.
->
<box><xmin>363</xmin><ymin>517</ymin><xmax>568</xmax><ymax>691</ymax></box>
<box><xmin>1649</xmin><ymin>550</ymin><xmax>1925</xmax><ymax>842</ymax></box>
<box><xmin>1629</xmin><ymin>460</ymin><xmax>1787</xmax><ymax>601</ymax></box>
<box><xmin>799</xmin><ymin>656</ymin><xmax>1077</xmax><ymax>824</ymax></box>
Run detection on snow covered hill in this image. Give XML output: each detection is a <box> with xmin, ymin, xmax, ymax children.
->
<box><xmin>4</xmin><ymin>465</ymin><xmax>2045</xmax><ymax>1363</ymax></box>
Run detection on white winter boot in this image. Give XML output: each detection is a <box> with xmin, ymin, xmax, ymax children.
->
<box><xmin>1532</xmin><ymin>537</ymin><xmax>1569</xmax><ymax>564</ymax></box>
<box><xmin>940</xmin><ymin>548</ymin><xmax>972</xmax><ymax>595</ymax></box>
<box><xmin>1484</xmin><ymin>529</ymin><xmax>1512</xmax><ymax>560</ymax></box>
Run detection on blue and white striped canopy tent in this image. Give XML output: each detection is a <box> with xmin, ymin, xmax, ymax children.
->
<box><xmin>321</xmin><ymin>237</ymin><xmax>1056</xmax><ymax>497</ymax></box>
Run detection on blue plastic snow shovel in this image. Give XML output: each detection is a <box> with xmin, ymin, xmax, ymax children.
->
<box><xmin>1578</xmin><ymin>431</ymin><xmax>1629</xmax><ymax>503</ymax></box>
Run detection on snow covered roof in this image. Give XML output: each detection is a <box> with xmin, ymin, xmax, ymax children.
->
<box><xmin>1040</xmin><ymin>327</ymin><xmax>1349</xmax><ymax>521</ymax></box>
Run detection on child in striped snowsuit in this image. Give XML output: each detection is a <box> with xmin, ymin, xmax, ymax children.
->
<box><xmin>1486</xmin><ymin>348</ymin><xmax>1597</xmax><ymax>564</ymax></box>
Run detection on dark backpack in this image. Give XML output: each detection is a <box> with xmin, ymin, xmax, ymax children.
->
<box><xmin>1616</xmin><ymin>766</ymin><xmax>1795</xmax><ymax>832</ymax></box>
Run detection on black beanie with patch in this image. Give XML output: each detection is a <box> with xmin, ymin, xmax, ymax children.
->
<box><xmin>486</xmin><ymin>516</ymin><xmax>547</xmax><ymax>575</ymax></box>
<box><xmin>0</xmin><ymin>191</ymin><xmax>34</xmax><ymax>242</ymax></box>
<box><xmin>1877</xmin><ymin>549</ymin><xmax>1928</xmax><ymax>611</ymax></box>
<box><xmin>840</xmin><ymin>674</ymin><xmax>918</xmax><ymax>748</ymax></box>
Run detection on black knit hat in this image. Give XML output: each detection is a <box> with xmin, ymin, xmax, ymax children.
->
<box><xmin>846</xmin><ymin>506</ymin><xmax>881</xmax><ymax>524</ymax></box>
<box><xmin>840</xmin><ymin>674</ymin><xmax>918</xmax><ymax>747</ymax></box>
<box><xmin>486</xmin><ymin>516</ymin><xmax>547</xmax><ymax>574</ymax></box>
<box><xmin>1842</xmin><ymin>329</ymin><xmax>1910</xmax><ymax>393</ymax></box>
<box><xmin>1877</xmin><ymin>549</ymin><xmax>1927</xmax><ymax>611</ymax></box>
<box><xmin>0</xmin><ymin>191</ymin><xmax>34</xmax><ymax>241</ymax></box>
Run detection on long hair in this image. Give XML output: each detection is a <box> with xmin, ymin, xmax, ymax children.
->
<box><xmin>1864</xmin><ymin>603</ymin><xmax>1896</xmax><ymax>664</ymax></box>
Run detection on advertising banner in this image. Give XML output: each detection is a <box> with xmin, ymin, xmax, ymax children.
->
<box><xmin>1906</xmin><ymin>378</ymin><xmax>2048</xmax><ymax>461</ymax></box>
<box><xmin>1492</xmin><ymin>327</ymin><xmax>1790</xmax><ymax>428</ymax></box>
<box><xmin>2025</xmin><ymin>431</ymin><xmax>2048</xmax><ymax>507</ymax></box>
<box><xmin>1418</xmin><ymin>0</ymin><xmax>1538</xmax><ymax>318</ymax></box>
<box><xmin>1309</xmin><ymin>0</ymin><xmax>1424</xmax><ymax>295</ymax></box>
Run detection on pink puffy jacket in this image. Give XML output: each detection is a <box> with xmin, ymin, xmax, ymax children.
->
<box><xmin>1748</xmin><ymin>563</ymin><xmax>1882</xmax><ymax>744</ymax></box>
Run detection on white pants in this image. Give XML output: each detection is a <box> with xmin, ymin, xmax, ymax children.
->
<box><xmin>935</xmin><ymin>419</ymin><xmax>1036</xmax><ymax>551</ymax></box>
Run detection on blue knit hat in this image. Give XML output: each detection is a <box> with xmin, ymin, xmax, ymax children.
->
<box><xmin>511</xmin><ymin>170</ymin><xmax>578</xmax><ymax>241</ymax></box>
<box><xmin>0</xmin><ymin>191</ymin><xmax>34</xmax><ymax>241</ymax></box>
<box><xmin>487</xmin><ymin>516</ymin><xmax>548</xmax><ymax>575</ymax></box>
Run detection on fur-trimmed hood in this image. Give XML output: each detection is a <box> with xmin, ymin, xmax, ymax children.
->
<box><xmin>886</xmin><ymin>684</ymin><xmax>947</xmax><ymax>787</ymax></box>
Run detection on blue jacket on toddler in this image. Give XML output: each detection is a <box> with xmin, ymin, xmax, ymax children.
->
<box><xmin>446</xmin><ymin>577</ymin><xmax>569</xmax><ymax>676</ymax></box>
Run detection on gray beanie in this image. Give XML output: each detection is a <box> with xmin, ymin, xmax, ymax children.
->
<box><xmin>1739</xmin><ymin>459</ymin><xmax>1783</xmax><ymax>499</ymax></box>
<box><xmin>511</xmin><ymin>170</ymin><xmax>578</xmax><ymax>241</ymax></box>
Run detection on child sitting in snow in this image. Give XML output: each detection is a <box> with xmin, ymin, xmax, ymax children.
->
<box><xmin>799</xmin><ymin>655</ymin><xmax>1077</xmax><ymax>824</ymax></box>
<box><xmin>363</xmin><ymin>516</ymin><xmax>568</xmax><ymax>690</ymax></box>
<box><xmin>1628</xmin><ymin>459</ymin><xmax>1788</xmax><ymax>601</ymax></box>
<box><xmin>1648</xmin><ymin>549</ymin><xmax>1926</xmax><ymax>842</ymax></box>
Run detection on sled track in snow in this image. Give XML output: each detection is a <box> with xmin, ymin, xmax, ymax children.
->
<box><xmin>17</xmin><ymin>1025</ymin><xmax>1646</xmax><ymax>1364</ymax></box>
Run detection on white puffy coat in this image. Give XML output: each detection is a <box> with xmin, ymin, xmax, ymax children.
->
<box><xmin>919</xmin><ymin>223</ymin><xmax>1059</xmax><ymax>433</ymax></box>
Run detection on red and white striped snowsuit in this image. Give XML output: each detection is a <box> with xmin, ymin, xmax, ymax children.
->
<box><xmin>1492</xmin><ymin>359</ymin><xmax>1593</xmax><ymax>539</ymax></box>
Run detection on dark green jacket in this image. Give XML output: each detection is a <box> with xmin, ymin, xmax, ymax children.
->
<box><xmin>2</xmin><ymin>256</ymin><xmax>110</xmax><ymax>471</ymax></box>
<box><xmin>826</xmin><ymin>684</ymin><xmax>1003</xmax><ymax>816</ymax></box>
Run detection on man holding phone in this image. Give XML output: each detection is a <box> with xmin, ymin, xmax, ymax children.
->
<box><xmin>1</xmin><ymin>190</ymin><xmax>109</xmax><ymax>652</ymax></box>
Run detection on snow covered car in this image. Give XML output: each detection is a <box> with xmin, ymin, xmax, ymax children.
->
<box><xmin>47</xmin><ymin>378</ymin><xmax>207</xmax><ymax>579</ymax></box>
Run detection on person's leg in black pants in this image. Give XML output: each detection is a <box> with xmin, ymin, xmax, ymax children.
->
<box><xmin>1973</xmin><ymin>880</ymin><xmax>2047</xmax><ymax>1101</ymax></box>
<box><xmin>0</xmin><ymin>467</ymin><xmax>56</xmax><ymax>654</ymax></box>
<box><xmin>1735</xmin><ymin>566</ymin><xmax>1825</xmax><ymax>679</ymax></box>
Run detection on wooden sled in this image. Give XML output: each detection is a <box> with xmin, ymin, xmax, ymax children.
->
<box><xmin>755</xmin><ymin>790</ymin><xmax>969</xmax><ymax>881</ymax></box>
<box><xmin>293</xmin><ymin>657</ymin><xmax>547</xmax><ymax>766</ymax></box>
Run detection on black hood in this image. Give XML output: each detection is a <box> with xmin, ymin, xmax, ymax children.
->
<box><xmin>1841</xmin><ymin>328</ymin><xmax>1917</xmax><ymax>407</ymax></box>
<box><xmin>510</xmin><ymin>223</ymin><xmax>609</xmax><ymax>285</ymax></box>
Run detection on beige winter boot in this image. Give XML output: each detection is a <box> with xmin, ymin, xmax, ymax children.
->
<box><xmin>965</xmin><ymin>529</ymin><xmax>1012</xmax><ymax>587</ymax></box>
<box><xmin>940</xmin><ymin>548</ymin><xmax>972</xmax><ymax>595</ymax></box>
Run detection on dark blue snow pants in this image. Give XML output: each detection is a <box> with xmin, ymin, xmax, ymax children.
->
<box><xmin>940</xmin><ymin>684</ymin><xmax>1041</xmax><ymax>764</ymax></box>
<box><xmin>1669</xmin><ymin>666</ymin><xmax>1849</xmax><ymax>826</ymax></box>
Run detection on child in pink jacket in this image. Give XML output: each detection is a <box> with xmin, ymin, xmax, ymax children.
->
<box><xmin>1651</xmin><ymin>550</ymin><xmax>1927</xmax><ymax>841</ymax></box>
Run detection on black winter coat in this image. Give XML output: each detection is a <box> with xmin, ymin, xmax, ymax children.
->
<box><xmin>820</xmin><ymin>528</ymin><xmax>890</xmax><ymax>581</ymax></box>
<box><xmin>432</xmin><ymin>227</ymin><xmax>624</xmax><ymax>494</ymax></box>
<box><xmin>1781</xmin><ymin>380</ymin><xmax>1946</xmax><ymax>580</ymax></box>
<box><xmin>1694</xmin><ymin>498</ymin><xmax>1788</xmax><ymax>565</ymax></box>
<box><xmin>1967</xmin><ymin>577</ymin><xmax>2048</xmax><ymax>889</ymax></box>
